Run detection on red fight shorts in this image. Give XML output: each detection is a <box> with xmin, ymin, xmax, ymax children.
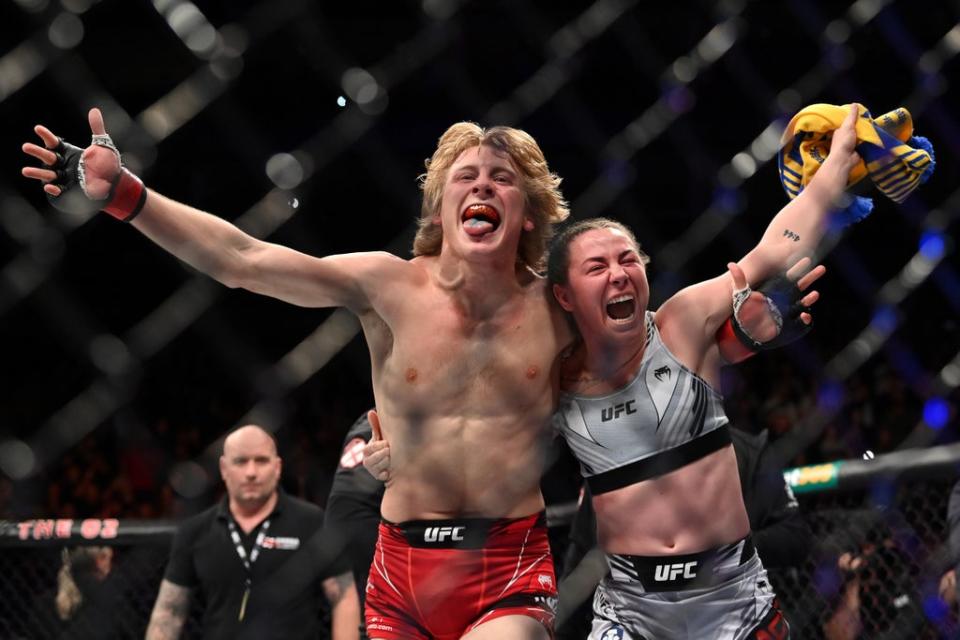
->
<box><xmin>365</xmin><ymin>512</ymin><xmax>557</xmax><ymax>639</ymax></box>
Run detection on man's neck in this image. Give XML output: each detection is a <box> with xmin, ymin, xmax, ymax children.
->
<box><xmin>434</xmin><ymin>252</ymin><xmax>531</xmax><ymax>318</ymax></box>
<box><xmin>229</xmin><ymin>491</ymin><xmax>278</xmax><ymax>533</ymax></box>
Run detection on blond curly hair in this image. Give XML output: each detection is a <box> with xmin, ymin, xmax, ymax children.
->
<box><xmin>413</xmin><ymin>122</ymin><xmax>569</xmax><ymax>271</ymax></box>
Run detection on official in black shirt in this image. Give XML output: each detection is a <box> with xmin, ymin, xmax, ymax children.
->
<box><xmin>146</xmin><ymin>425</ymin><xmax>359</xmax><ymax>640</ymax></box>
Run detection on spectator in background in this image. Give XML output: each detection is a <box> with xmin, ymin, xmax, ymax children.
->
<box><xmin>146</xmin><ymin>424</ymin><xmax>359</xmax><ymax>640</ymax></box>
<box><xmin>54</xmin><ymin>545</ymin><xmax>123</xmax><ymax>639</ymax></box>
<box><xmin>938</xmin><ymin>479</ymin><xmax>960</xmax><ymax>606</ymax></box>
<box><xmin>823</xmin><ymin>509</ymin><xmax>926</xmax><ymax>640</ymax></box>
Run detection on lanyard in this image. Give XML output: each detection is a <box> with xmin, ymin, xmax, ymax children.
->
<box><xmin>227</xmin><ymin>518</ymin><xmax>271</xmax><ymax>621</ymax></box>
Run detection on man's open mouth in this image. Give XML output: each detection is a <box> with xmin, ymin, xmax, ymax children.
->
<box><xmin>462</xmin><ymin>204</ymin><xmax>501</xmax><ymax>236</ymax></box>
<box><xmin>606</xmin><ymin>294</ymin><xmax>636</xmax><ymax>321</ymax></box>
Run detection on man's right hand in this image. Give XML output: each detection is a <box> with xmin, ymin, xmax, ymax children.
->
<box><xmin>22</xmin><ymin>108</ymin><xmax>145</xmax><ymax>220</ymax></box>
<box><xmin>22</xmin><ymin>108</ymin><xmax>118</xmax><ymax>198</ymax></box>
<box><xmin>362</xmin><ymin>409</ymin><xmax>391</xmax><ymax>483</ymax></box>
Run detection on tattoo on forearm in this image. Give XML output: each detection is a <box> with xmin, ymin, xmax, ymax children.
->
<box><xmin>146</xmin><ymin>580</ymin><xmax>192</xmax><ymax>640</ymax></box>
<box><xmin>323</xmin><ymin>572</ymin><xmax>356</xmax><ymax>606</ymax></box>
<box><xmin>783</xmin><ymin>229</ymin><xmax>800</xmax><ymax>242</ymax></box>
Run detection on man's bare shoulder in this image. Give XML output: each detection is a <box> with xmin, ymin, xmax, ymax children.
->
<box><xmin>344</xmin><ymin>250</ymin><xmax>424</xmax><ymax>282</ymax></box>
<box><xmin>352</xmin><ymin>250</ymin><xmax>412</xmax><ymax>268</ymax></box>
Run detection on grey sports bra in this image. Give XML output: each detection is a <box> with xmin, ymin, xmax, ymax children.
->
<box><xmin>556</xmin><ymin>312</ymin><xmax>731</xmax><ymax>494</ymax></box>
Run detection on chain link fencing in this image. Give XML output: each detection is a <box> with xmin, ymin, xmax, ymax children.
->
<box><xmin>773</xmin><ymin>479</ymin><xmax>956</xmax><ymax>639</ymax></box>
<box><xmin>0</xmin><ymin>521</ymin><xmax>200</xmax><ymax>640</ymax></box>
<box><xmin>2</xmin><ymin>478</ymin><xmax>958</xmax><ymax>638</ymax></box>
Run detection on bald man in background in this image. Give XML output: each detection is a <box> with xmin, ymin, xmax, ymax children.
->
<box><xmin>146</xmin><ymin>425</ymin><xmax>359</xmax><ymax>640</ymax></box>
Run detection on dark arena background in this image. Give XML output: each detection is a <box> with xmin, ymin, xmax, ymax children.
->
<box><xmin>0</xmin><ymin>0</ymin><xmax>959</xmax><ymax>638</ymax></box>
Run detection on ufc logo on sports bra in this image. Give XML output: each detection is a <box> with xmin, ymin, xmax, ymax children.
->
<box><xmin>654</xmin><ymin>561</ymin><xmax>698</xmax><ymax>582</ymax></box>
<box><xmin>423</xmin><ymin>526</ymin><xmax>465</xmax><ymax>543</ymax></box>
<box><xmin>601</xmin><ymin>400</ymin><xmax>637</xmax><ymax>422</ymax></box>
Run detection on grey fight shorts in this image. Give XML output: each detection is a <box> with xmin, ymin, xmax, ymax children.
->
<box><xmin>588</xmin><ymin>536</ymin><xmax>789</xmax><ymax>640</ymax></box>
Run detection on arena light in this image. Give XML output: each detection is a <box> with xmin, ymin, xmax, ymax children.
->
<box><xmin>139</xmin><ymin>64</ymin><xmax>242</xmax><ymax>142</ymax></box>
<box><xmin>341</xmin><ymin>67</ymin><xmax>389</xmax><ymax>115</ymax></box>
<box><xmin>0</xmin><ymin>439</ymin><xmax>36</xmax><ymax>480</ymax></box>
<box><xmin>918</xmin><ymin>230</ymin><xmax>946</xmax><ymax>260</ymax></box>
<box><xmin>671</xmin><ymin>57</ymin><xmax>696</xmax><ymax>84</ymax></box>
<box><xmin>0</xmin><ymin>38</ymin><xmax>51</xmax><ymax>102</ymax></box>
<box><xmin>730</xmin><ymin>152</ymin><xmax>757</xmax><ymax>180</ymax></box>
<box><xmin>922</xmin><ymin>397</ymin><xmax>950</xmax><ymax>430</ymax></box>
<box><xmin>849</xmin><ymin>0</ymin><xmax>890</xmax><ymax>26</ymax></box>
<box><xmin>12</xmin><ymin>0</ymin><xmax>47</xmax><ymax>11</ymax></box>
<box><xmin>696</xmin><ymin>19</ymin><xmax>738</xmax><ymax>64</ymax></box>
<box><xmin>47</xmin><ymin>11</ymin><xmax>84</xmax><ymax>49</ymax></box>
<box><xmin>153</xmin><ymin>0</ymin><xmax>219</xmax><ymax>59</ymax></box>
<box><xmin>748</xmin><ymin>122</ymin><xmax>785</xmax><ymax>163</ymax></box>
<box><xmin>941</xmin><ymin>359</ymin><xmax>960</xmax><ymax>390</ymax></box>
<box><xmin>825</xmin><ymin>21</ymin><xmax>852</xmax><ymax>45</ymax></box>
<box><xmin>265</xmin><ymin>153</ymin><xmax>306</xmax><ymax>190</ymax></box>
<box><xmin>87</xmin><ymin>334</ymin><xmax>135</xmax><ymax>377</ymax></box>
<box><xmin>945</xmin><ymin>23</ymin><xmax>960</xmax><ymax>54</ymax></box>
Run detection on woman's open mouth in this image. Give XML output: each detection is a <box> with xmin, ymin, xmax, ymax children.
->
<box><xmin>606</xmin><ymin>294</ymin><xmax>636</xmax><ymax>322</ymax></box>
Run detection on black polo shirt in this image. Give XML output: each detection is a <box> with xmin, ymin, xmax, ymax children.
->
<box><xmin>164</xmin><ymin>491</ymin><xmax>348</xmax><ymax>640</ymax></box>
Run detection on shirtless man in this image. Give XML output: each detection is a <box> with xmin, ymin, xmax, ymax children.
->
<box><xmin>22</xmin><ymin>111</ymin><xmax>572</xmax><ymax>640</ymax></box>
<box><xmin>543</xmin><ymin>107</ymin><xmax>862</xmax><ymax>639</ymax></box>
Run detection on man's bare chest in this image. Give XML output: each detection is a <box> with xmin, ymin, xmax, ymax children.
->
<box><xmin>378</xmin><ymin>300</ymin><xmax>559</xmax><ymax>406</ymax></box>
<box><xmin>413</xmin><ymin>314</ymin><xmax>550</xmax><ymax>369</ymax></box>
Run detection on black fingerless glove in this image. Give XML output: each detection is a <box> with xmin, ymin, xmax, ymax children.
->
<box><xmin>45</xmin><ymin>136</ymin><xmax>146</xmax><ymax>221</ymax></box>
<box><xmin>733</xmin><ymin>274</ymin><xmax>812</xmax><ymax>351</ymax></box>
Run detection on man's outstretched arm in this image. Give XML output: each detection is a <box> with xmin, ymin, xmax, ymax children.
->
<box><xmin>22</xmin><ymin>108</ymin><xmax>394</xmax><ymax>311</ymax></box>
